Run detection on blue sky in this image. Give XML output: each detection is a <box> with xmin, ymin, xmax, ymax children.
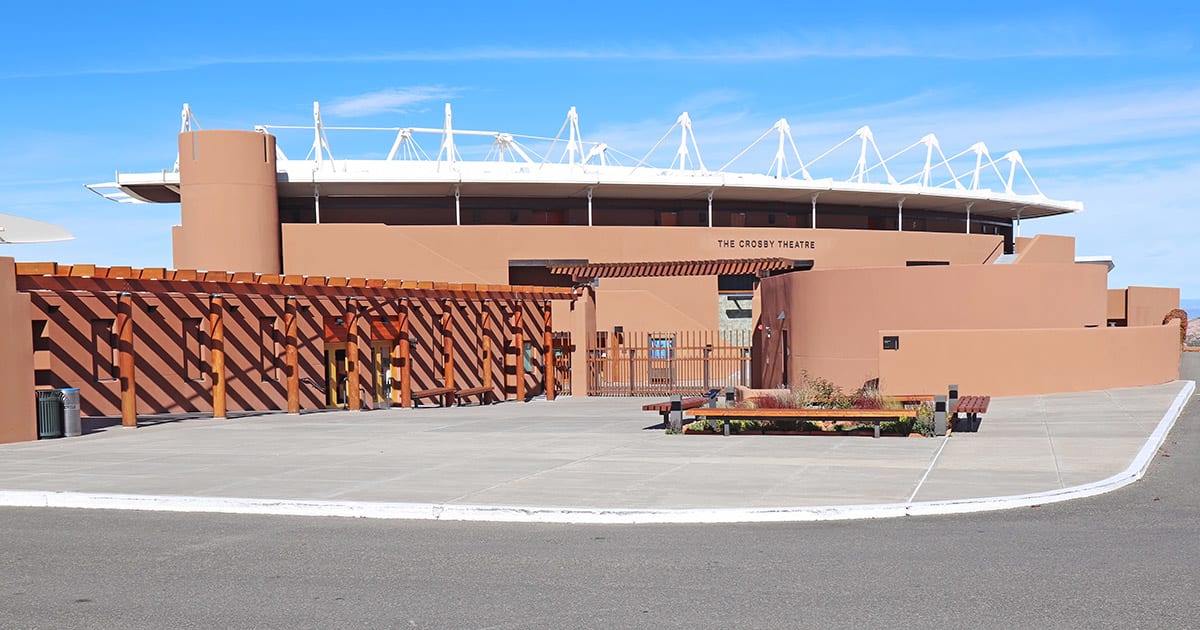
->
<box><xmin>1</xmin><ymin>1</ymin><xmax>1198</xmax><ymax>302</ymax></box>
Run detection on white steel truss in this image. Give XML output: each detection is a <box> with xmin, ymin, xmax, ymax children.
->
<box><xmin>106</xmin><ymin>102</ymin><xmax>1064</xmax><ymax>207</ymax></box>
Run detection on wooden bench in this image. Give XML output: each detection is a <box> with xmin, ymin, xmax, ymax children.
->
<box><xmin>642</xmin><ymin>390</ymin><xmax>721</xmax><ymax>428</ymax></box>
<box><xmin>455</xmin><ymin>386</ymin><xmax>494</xmax><ymax>406</ymax></box>
<box><xmin>687</xmin><ymin>407</ymin><xmax>918</xmax><ymax>438</ymax></box>
<box><xmin>951</xmin><ymin>395</ymin><xmax>991</xmax><ymax>431</ymax></box>
<box><xmin>411</xmin><ymin>387</ymin><xmax>457</xmax><ymax>408</ymax></box>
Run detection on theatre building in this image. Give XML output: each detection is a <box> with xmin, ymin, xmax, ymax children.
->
<box><xmin>0</xmin><ymin>103</ymin><xmax>1184</xmax><ymax>444</ymax></box>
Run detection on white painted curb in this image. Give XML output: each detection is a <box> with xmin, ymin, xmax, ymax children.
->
<box><xmin>0</xmin><ymin>381</ymin><xmax>1193</xmax><ymax>524</ymax></box>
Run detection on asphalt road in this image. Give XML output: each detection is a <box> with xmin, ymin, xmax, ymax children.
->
<box><xmin>1</xmin><ymin>395</ymin><xmax>1197</xmax><ymax>630</ymax></box>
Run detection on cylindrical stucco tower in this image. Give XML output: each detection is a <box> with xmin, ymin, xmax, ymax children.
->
<box><xmin>173</xmin><ymin>130</ymin><xmax>281</xmax><ymax>274</ymax></box>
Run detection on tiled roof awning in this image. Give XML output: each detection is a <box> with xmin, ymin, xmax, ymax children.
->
<box><xmin>548</xmin><ymin>258</ymin><xmax>808</xmax><ymax>281</ymax></box>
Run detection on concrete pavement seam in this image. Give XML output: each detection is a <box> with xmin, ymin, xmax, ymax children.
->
<box><xmin>0</xmin><ymin>381</ymin><xmax>1192</xmax><ymax>525</ymax></box>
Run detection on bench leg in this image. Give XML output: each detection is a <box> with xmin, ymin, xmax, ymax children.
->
<box><xmin>723</xmin><ymin>419</ymin><xmax>730</xmax><ymax>437</ymax></box>
<box><xmin>874</xmin><ymin>421</ymin><xmax>881</xmax><ymax>439</ymax></box>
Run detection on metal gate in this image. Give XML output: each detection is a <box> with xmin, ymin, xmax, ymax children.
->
<box><xmin>586</xmin><ymin>330</ymin><xmax>751</xmax><ymax>396</ymax></box>
<box><xmin>552</xmin><ymin>332</ymin><xmax>572</xmax><ymax>397</ymax></box>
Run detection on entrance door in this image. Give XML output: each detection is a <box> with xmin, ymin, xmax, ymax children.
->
<box><xmin>325</xmin><ymin>343</ymin><xmax>348</xmax><ymax>408</ymax></box>
<box><xmin>372</xmin><ymin>341</ymin><xmax>394</xmax><ymax>407</ymax></box>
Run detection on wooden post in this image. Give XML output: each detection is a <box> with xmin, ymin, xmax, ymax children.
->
<box><xmin>396</xmin><ymin>301</ymin><xmax>411</xmax><ymax>408</ymax></box>
<box><xmin>480</xmin><ymin>306</ymin><xmax>492</xmax><ymax>396</ymax></box>
<box><xmin>543</xmin><ymin>301</ymin><xmax>555</xmax><ymax>401</ymax></box>
<box><xmin>116</xmin><ymin>292</ymin><xmax>137</xmax><ymax>427</ymax></box>
<box><xmin>513</xmin><ymin>306</ymin><xmax>525</xmax><ymax>402</ymax></box>
<box><xmin>346</xmin><ymin>300</ymin><xmax>361</xmax><ymax>411</ymax></box>
<box><xmin>442</xmin><ymin>301</ymin><xmax>455</xmax><ymax>407</ymax></box>
<box><xmin>209</xmin><ymin>295</ymin><xmax>226</xmax><ymax>419</ymax></box>
<box><xmin>284</xmin><ymin>298</ymin><xmax>300</xmax><ymax>414</ymax></box>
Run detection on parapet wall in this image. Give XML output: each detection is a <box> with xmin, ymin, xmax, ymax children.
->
<box><xmin>877</xmin><ymin>324</ymin><xmax>1180</xmax><ymax>396</ymax></box>
<box><xmin>757</xmin><ymin>261</ymin><xmax>1108</xmax><ymax>391</ymax></box>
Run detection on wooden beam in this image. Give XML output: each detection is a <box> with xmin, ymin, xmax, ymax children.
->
<box><xmin>513</xmin><ymin>307</ymin><xmax>525</xmax><ymax>402</ymax></box>
<box><xmin>346</xmin><ymin>300</ymin><xmax>361</xmax><ymax>411</ymax></box>
<box><xmin>15</xmin><ymin>262</ymin><xmax>57</xmax><ymax>275</ymax></box>
<box><xmin>543</xmin><ymin>302</ymin><xmax>555</xmax><ymax>401</ymax></box>
<box><xmin>116</xmin><ymin>293</ymin><xmax>137</xmax><ymax>427</ymax></box>
<box><xmin>441</xmin><ymin>302</ymin><xmax>455</xmax><ymax>407</ymax></box>
<box><xmin>284</xmin><ymin>298</ymin><xmax>300</xmax><ymax>415</ymax></box>
<box><xmin>480</xmin><ymin>307</ymin><xmax>492</xmax><ymax>396</ymax></box>
<box><xmin>209</xmin><ymin>295</ymin><xmax>226</xmax><ymax>419</ymax></box>
<box><xmin>396</xmin><ymin>302</ymin><xmax>412</xmax><ymax>408</ymax></box>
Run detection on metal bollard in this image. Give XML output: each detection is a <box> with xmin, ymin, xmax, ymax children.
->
<box><xmin>947</xmin><ymin>384</ymin><xmax>959</xmax><ymax>432</ymax></box>
<box><xmin>668</xmin><ymin>394</ymin><xmax>683</xmax><ymax>433</ymax></box>
<box><xmin>934</xmin><ymin>395</ymin><xmax>947</xmax><ymax>437</ymax></box>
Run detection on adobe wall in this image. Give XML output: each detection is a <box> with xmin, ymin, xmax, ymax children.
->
<box><xmin>1013</xmin><ymin>234</ymin><xmax>1076</xmax><ymax>264</ymax></box>
<box><xmin>281</xmin><ymin>224</ymin><xmax>1003</xmax><ymax>333</ymax></box>
<box><xmin>0</xmin><ymin>258</ymin><xmax>36</xmax><ymax>444</ymax></box>
<box><xmin>1107</xmin><ymin>289</ymin><xmax>1127</xmax><ymax>322</ymax></box>
<box><xmin>175</xmin><ymin>130</ymin><xmax>281</xmax><ymax>273</ymax></box>
<box><xmin>1126</xmin><ymin>286</ymin><xmax>1180</xmax><ymax>327</ymax></box>
<box><xmin>757</xmin><ymin>263</ymin><xmax>1108</xmax><ymax>391</ymax></box>
<box><xmin>877</xmin><ymin>324</ymin><xmax>1180</xmax><ymax>396</ymax></box>
<box><xmin>19</xmin><ymin>274</ymin><xmax>550</xmax><ymax>419</ymax></box>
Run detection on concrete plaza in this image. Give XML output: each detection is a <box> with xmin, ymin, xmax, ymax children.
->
<box><xmin>0</xmin><ymin>379</ymin><xmax>1192</xmax><ymax>516</ymax></box>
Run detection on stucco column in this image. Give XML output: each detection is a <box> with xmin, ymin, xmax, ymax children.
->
<box><xmin>569</xmin><ymin>287</ymin><xmax>595</xmax><ymax>397</ymax></box>
<box><xmin>175</xmin><ymin>130</ymin><xmax>281</xmax><ymax>274</ymax></box>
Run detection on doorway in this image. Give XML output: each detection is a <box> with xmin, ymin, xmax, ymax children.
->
<box><xmin>324</xmin><ymin>343</ymin><xmax>348</xmax><ymax>408</ymax></box>
<box><xmin>372</xmin><ymin>340</ymin><xmax>394</xmax><ymax>407</ymax></box>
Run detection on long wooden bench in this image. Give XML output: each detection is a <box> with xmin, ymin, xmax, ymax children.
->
<box><xmin>687</xmin><ymin>407</ymin><xmax>918</xmax><ymax>438</ymax></box>
<box><xmin>411</xmin><ymin>387</ymin><xmax>457</xmax><ymax>408</ymax></box>
<box><xmin>951</xmin><ymin>395</ymin><xmax>991</xmax><ymax>431</ymax></box>
<box><xmin>642</xmin><ymin>389</ymin><xmax>721</xmax><ymax>428</ymax></box>
<box><xmin>455</xmin><ymin>386</ymin><xmax>494</xmax><ymax>406</ymax></box>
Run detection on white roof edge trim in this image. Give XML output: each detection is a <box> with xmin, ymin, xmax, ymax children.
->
<box><xmin>1075</xmin><ymin>255</ymin><xmax>1115</xmax><ymax>272</ymax></box>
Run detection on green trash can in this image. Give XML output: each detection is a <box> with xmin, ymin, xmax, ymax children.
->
<box><xmin>36</xmin><ymin>390</ymin><xmax>64</xmax><ymax>439</ymax></box>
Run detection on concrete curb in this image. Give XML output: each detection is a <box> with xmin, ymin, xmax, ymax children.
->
<box><xmin>0</xmin><ymin>381</ymin><xmax>1193</xmax><ymax>524</ymax></box>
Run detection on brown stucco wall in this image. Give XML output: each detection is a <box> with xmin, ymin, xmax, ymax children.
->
<box><xmin>1126</xmin><ymin>286</ymin><xmax>1180</xmax><ymax>327</ymax></box>
<box><xmin>757</xmin><ymin>263</ymin><xmax>1108</xmax><ymax>391</ymax></box>
<box><xmin>877</xmin><ymin>324</ymin><xmax>1180</xmax><ymax>396</ymax></box>
<box><xmin>1013</xmin><ymin>234</ymin><xmax>1076</xmax><ymax>264</ymax></box>
<box><xmin>18</xmin><ymin>274</ymin><xmax>554</xmax><ymax>422</ymax></box>
<box><xmin>1107</xmin><ymin>289</ymin><xmax>1127</xmax><ymax>322</ymax></box>
<box><xmin>0</xmin><ymin>258</ymin><xmax>36</xmax><ymax>444</ymax></box>
<box><xmin>281</xmin><ymin>224</ymin><xmax>1002</xmax><ymax>334</ymax></box>
<box><xmin>175</xmin><ymin>130</ymin><xmax>281</xmax><ymax>273</ymax></box>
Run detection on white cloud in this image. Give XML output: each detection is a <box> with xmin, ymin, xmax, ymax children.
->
<box><xmin>325</xmin><ymin>86</ymin><xmax>460</xmax><ymax>118</ymax></box>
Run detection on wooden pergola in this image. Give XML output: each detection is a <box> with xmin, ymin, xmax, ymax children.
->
<box><xmin>16</xmin><ymin>263</ymin><xmax>576</xmax><ymax>427</ymax></box>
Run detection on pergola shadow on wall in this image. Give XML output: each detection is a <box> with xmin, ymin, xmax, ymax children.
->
<box><xmin>15</xmin><ymin>262</ymin><xmax>575</xmax><ymax>428</ymax></box>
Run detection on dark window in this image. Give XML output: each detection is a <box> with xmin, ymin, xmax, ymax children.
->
<box><xmin>718</xmin><ymin>274</ymin><xmax>757</xmax><ymax>293</ymax></box>
<box><xmin>260</xmin><ymin>317</ymin><xmax>278</xmax><ymax>382</ymax></box>
<box><xmin>92</xmin><ymin>319</ymin><xmax>116</xmax><ymax>382</ymax></box>
<box><xmin>183</xmin><ymin>318</ymin><xmax>203</xmax><ymax>381</ymax></box>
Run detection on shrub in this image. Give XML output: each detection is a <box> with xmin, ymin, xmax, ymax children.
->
<box><xmin>912</xmin><ymin>403</ymin><xmax>935</xmax><ymax>436</ymax></box>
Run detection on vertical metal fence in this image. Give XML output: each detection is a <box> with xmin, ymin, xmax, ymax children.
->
<box><xmin>552</xmin><ymin>332</ymin><xmax>572</xmax><ymax>397</ymax></box>
<box><xmin>586</xmin><ymin>330</ymin><xmax>752</xmax><ymax>396</ymax></box>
